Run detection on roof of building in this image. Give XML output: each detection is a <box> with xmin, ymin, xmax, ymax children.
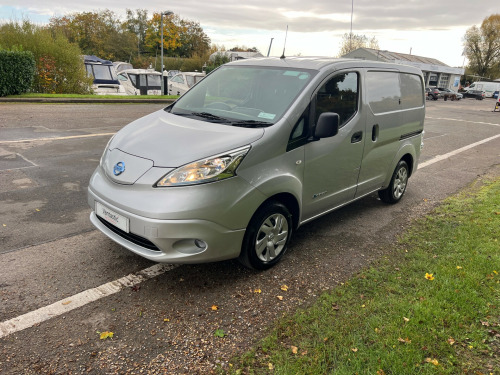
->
<box><xmin>356</xmin><ymin>48</ymin><xmax>448</xmax><ymax>66</ymax></box>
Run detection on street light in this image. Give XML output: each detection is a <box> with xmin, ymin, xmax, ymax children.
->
<box><xmin>160</xmin><ymin>10</ymin><xmax>173</xmax><ymax>95</ymax></box>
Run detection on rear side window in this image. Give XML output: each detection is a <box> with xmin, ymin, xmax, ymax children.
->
<box><xmin>315</xmin><ymin>72</ymin><xmax>358</xmax><ymax>127</ymax></box>
<box><xmin>366</xmin><ymin>71</ymin><xmax>401</xmax><ymax>114</ymax></box>
<box><xmin>400</xmin><ymin>73</ymin><xmax>424</xmax><ymax>109</ymax></box>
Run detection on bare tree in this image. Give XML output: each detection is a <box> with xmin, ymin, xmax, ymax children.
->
<box><xmin>338</xmin><ymin>33</ymin><xmax>379</xmax><ymax>57</ymax></box>
<box><xmin>463</xmin><ymin>14</ymin><xmax>500</xmax><ymax>79</ymax></box>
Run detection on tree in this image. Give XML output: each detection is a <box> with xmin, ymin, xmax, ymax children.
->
<box><xmin>0</xmin><ymin>21</ymin><xmax>92</xmax><ymax>94</ymax></box>
<box><xmin>144</xmin><ymin>12</ymin><xmax>182</xmax><ymax>57</ymax></box>
<box><xmin>338</xmin><ymin>33</ymin><xmax>379</xmax><ymax>57</ymax></box>
<box><xmin>174</xmin><ymin>19</ymin><xmax>211</xmax><ymax>58</ymax></box>
<box><xmin>123</xmin><ymin>9</ymin><xmax>149</xmax><ymax>57</ymax></box>
<box><xmin>49</xmin><ymin>10</ymin><xmax>137</xmax><ymax>61</ymax></box>
<box><xmin>463</xmin><ymin>14</ymin><xmax>500</xmax><ymax>79</ymax></box>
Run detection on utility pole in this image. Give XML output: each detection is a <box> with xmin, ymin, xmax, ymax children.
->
<box><xmin>160</xmin><ymin>10</ymin><xmax>173</xmax><ymax>95</ymax></box>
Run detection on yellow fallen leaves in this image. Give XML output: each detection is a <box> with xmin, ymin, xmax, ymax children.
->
<box><xmin>425</xmin><ymin>273</ymin><xmax>435</xmax><ymax>281</ymax></box>
<box><xmin>291</xmin><ymin>345</ymin><xmax>298</xmax><ymax>354</ymax></box>
<box><xmin>280</xmin><ymin>285</ymin><xmax>288</xmax><ymax>291</ymax></box>
<box><xmin>268</xmin><ymin>363</ymin><xmax>274</xmax><ymax>370</ymax></box>
<box><xmin>456</xmin><ymin>266</ymin><xmax>463</xmax><ymax>270</ymax></box>
<box><xmin>99</xmin><ymin>331</ymin><xmax>114</xmax><ymax>340</ymax></box>
<box><xmin>425</xmin><ymin>358</ymin><xmax>439</xmax><ymax>366</ymax></box>
<box><xmin>276</xmin><ymin>296</ymin><xmax>283</xmax><ymax>301</ymax></box>
<box><xmin>211</xmin><ymin>305</ymin><xmax>218</xmax><ymax>311</ymax></box>
<box><xmin>447</xmin><ymin>337</ymin><xmax>455</xmax><ymax>345</ymax></box>
<box><xmin>61</xmin><ymin>300</ymin><xmax>71</xmax><ymax>305</ymax></box>
<box><xmin>398</xmin><ymin>337</ymin><xmax>411</xmax><ymax>344</ymax></box>
<box><xmin>351</xmin><ymin>348</ymin><xmax>358</xmax><ymax>352</ymax></box>
<box><xmin>253</xmin><ymin>288</ymin><xmax>262</xmax><ymax>294</ymax></box>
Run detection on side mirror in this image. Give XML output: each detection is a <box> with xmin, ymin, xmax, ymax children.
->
<box><xmin>314</xmin><ymin>112</ymin><xmax>339</xmax><ymax>139</ymax></box>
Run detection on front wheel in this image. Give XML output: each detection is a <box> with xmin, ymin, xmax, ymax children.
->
<box><xmin>378</xmin><ymin>160</ymin><xmax>409</xmax><ymax>204</ymax></box>
<box><xmin>239</xmin><ymin>201</ymin><xmax>292</xmax><ymax>270</ymax></box>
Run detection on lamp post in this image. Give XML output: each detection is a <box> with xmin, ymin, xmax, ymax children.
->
<box><xmin>160</xmin><ymin>10</ymin><xmax>173</xmax><ymax>95</ymax></box>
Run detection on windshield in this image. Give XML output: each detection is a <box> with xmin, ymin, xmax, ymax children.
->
<box><xmin>91</xmin><ymin>64</ymin><xmax>117</xmax><ymax>81</ymax></box>
<box><xmin>168</xmin><ymin>65</ymin><xmax>316</xmax><ymax>127</ymax></box>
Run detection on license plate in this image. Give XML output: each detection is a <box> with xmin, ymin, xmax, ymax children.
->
<box><xmin>95</xmin><ymin>202</ymin><xmax>130</xmax><ymax>233</ymax></box>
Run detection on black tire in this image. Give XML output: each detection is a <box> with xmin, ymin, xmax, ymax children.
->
<box><xmin>378</xmin><ymin>160</ymin><xmax>409</xmax><ymax>204</ymax></box>
<box><xmin>239</xmin><ymin>201</ymin><xmax>292</xmax><ymax>270</ymax></box>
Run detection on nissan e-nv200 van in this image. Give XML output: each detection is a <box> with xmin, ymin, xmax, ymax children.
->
<box><xmin>88</xmin><ymin>57</ymin><xmax>425</xmax><ymax>270</ymax></box>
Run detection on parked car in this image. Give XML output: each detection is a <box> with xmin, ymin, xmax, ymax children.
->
<box><xmin>88</xmin><ymin>57</ymin><xmax>425</xmax><ymax>270</ymax></box>
<box><xmin>167</xmin><ymin>72</ymin><xmax>206</xmax><ymax>96</ymax></box>
<box><xmin>463</xmin><ymin>90</ymin><xmax>485</xmax><ymax>100</ymax></box>
<box><xmin>437</xmin><ymin>88</ymin><xmax>462</xmax><ymax>101</ymax></box>
<box><xmin>425</xmin><ymin>87</ymin><xmax>441</xmax><ymax>100</ymax></box>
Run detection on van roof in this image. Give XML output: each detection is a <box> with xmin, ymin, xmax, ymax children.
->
<box><xmin>228</xmin><ymin>56</ymin><xmax>422</xmax><ymax>74</ymax></box>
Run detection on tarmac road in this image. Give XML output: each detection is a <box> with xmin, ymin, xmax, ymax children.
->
<box><xmin>0</xmin><ymin>99</ymin><xmax>499</xmax><ymax>373</ymax></box>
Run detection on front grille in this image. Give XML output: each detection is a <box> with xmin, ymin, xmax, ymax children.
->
<box><xmin>97</xmin><ymin>216</ymin><xmax>161</xmax><ymax>252</ymax></box>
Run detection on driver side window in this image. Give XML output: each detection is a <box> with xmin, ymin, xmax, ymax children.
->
<box><xmin>315</xmin><ymin>72</ymin><xmax>358</xmax><ymax>127</ymax></box>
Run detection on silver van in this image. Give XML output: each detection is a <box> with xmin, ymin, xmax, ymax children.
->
<box><xmin>88</xmin><ymin>57</ymin><xmax>425</xmax><ymax>270</ymax></box>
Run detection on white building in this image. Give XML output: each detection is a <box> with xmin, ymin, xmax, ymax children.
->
<box><xmin>343</xmin><ymin>48</ymin><xmax>465</xmax><ymax>90</ymax></box>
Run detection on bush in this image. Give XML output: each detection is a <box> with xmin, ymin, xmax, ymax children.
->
<box><xmin>0</xmin><ymin>21</ymin><xmax>93</xmax><ymax>94</ymax></box>
<box><xmin>0</xmin><ymin>49</ymin><xmax>35</xmax><ymax>96</ymax></box>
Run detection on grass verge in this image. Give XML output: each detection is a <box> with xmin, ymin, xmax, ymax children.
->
<box><xmin>227</xmin><ymin>176</ymin><xmax>500</xmax><ymax>374</ymax></box>
<box><xmin>5</xmin><ymin>93</ymin><xmax>178</xmax><ymax>100</ymax></box>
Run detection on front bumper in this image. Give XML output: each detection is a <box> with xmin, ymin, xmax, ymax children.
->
<box><xmin>88</xmin><ymin>191</ymin><xmax>246</xmax><ymax>263</ymax></box>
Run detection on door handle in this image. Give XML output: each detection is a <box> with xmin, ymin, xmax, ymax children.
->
<box><xmin>372</xmin><ymin>124</ymin><xmax>379</xmax><ymax>141</ymax></box>
<box><xmin>351</xmin><ymin>131</ymin><xmax>363</xmax><ymax>143</ymax></box>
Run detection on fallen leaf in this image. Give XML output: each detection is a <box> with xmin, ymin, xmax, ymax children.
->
<box><xmin>456</xmin><ymin>266</ymin><xmax>463</xmax><ymax>270</ymax></box>
<box><xmin>425</xmin><ymin>273</ymin><xmax>435</xmax><ymax>281</ymax></box>
<box><xmin>403</xmin><ymin>317</ymin><xmax>410</xmax><ymax>322</ymax></box>
<box><xmin>351</xmin><ymin>348</ymin><xmax>358</xmax><ymax>352</ymax></box>
<box><xmin>332</xmin><ymin>304</ymin><xmax>340</xmax><ymax>311</ymax></box>
<box><xmin>375</xmin><ymin>328</ymin><xmax>380</xmax><ymax>333</ymax></box>
<box><xmin>35</xmin><ymin>209</ymin><xmax>40</xmax><ymax>212</ymax></box>
<box><xmin>253</xmin><ymin>288</ymin><xmax>261</xmax><ymax>294</ymax></box>
<box><xmin>481</xmin><ymin>320</ymin><xmax>490</xmax><ymax>327</ymax></box>
<box><xmin>291</xmin><ymin>345</ymin><xmax>298</xmax><ymax>354</ymax></box>
<box><xmin>99</xmin><ymin>331</ymin><xmax>114</xmax><ymax>340</ymax></box>
<box><xmin>163</xmin><ymin>318</ymin><xmax>170</xmax><ymax>322</ymax></box>
<box><xmin>361</xmin><ymin>304</ymin><xmax>366</xmax><ymax>308</ymax></box>
<box><xmin>268</xmin><ymin>363</ymin><xmax>274</xmax><ymax>370</ymax></box>
<box><xmin>447</xmin><ymin>337</ymin><xmax>455</xmax><ymax>345</ymax></box>
<box><xmin>61</xmin><ymin>300</ymin><xmax>71</xmax><ymax>305</ymax></box>
<box><xmin>301</xmin><ymin>350</ymin><xmax>308</xmax><ymax>355</ymax></box>
<box><xmin>276</xmin><ymin>295</ymin><xmax>283</xmax><ymax>301</ymax></box>
<box><xmin>398</xmin><ymin>337</ymin><xmax>411</xmax><ymax>344</ymax></box>
<box><xmin>280</xmin><ymin>285</ymin><xmax>288</xmax><ymax>291</ymax></box>
<box><xmin>425</xmin><ymin>358</ymin><xmax>439</xmax><ymax>366</ymax></box>
<box><xmin>377</xmin><ymin>370</ymin><xmax>386</xmax><ymax>375</ymax></box>
<box><xmin>211</xmin><ymin>305</ymin><xmax>218</xmax><ymax>311</ymax></box>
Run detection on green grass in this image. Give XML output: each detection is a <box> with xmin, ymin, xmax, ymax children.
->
<box><xmin>6</xmin><ymin>93</ymin><xmax>178</xmax><ymax>100</ymax></box>
<box><xmin>227</xmin><ymin>177</ymin><xmax>500</xmax><ymax>374</ymax></box>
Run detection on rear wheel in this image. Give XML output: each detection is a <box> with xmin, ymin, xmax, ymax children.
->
<box><xmin>239</xmin><ymin>201</ymin><xmax>292</xmax><ymax>270</ymax></box>
<box><xmin>378</xmin><ymin>160</ymin><xmax>409</xmax><ymax>204</ymax></box>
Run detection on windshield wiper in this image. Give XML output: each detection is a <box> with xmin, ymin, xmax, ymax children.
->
<box><xmin>190</xmin><ymin>112</ymin><xmax>229</xmax><ymax>122</ymax></box>
<box><xmin>230</xmin><ymin>120</ymin><xmax>272</xmax><ymax>128</ymax></box>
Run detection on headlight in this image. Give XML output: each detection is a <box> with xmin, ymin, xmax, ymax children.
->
<box><xmin>99</xmin><ymin>135</ymin><xmax>115</xmax><ymax>167</ymax></box>
<box><xmin>156</xmin><ymin>146</ymin><xmax>250</xmax><ymax>187</ymax></box>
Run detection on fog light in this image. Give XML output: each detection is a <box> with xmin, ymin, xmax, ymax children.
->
<box><xmin>195</xmin><ymin>239</ymin><xmax>207</xmax><ymax>249</ymax></box>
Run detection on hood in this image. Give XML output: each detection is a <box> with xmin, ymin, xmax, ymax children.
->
<box><xmin>109</xmin><ymin>109</ymin><xmax>265</xmax><ymax>167</ymax></box>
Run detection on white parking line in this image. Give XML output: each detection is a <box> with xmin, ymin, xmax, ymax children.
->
<box><xmin>418</xmin><ymin>133</ymin><xmax>500</xmax><ymax>169</ymax></box>
<box><xmin>426</xmin><ymin>116</ymin><xmax>500</xmax><ymax>127</ymax></box>
<box><xmin>0</xmin><ymin>263</ymin><xmax>176</xmax><ymax>339</ymax></box>
<box><xmin>1</xmin><ymin>133</ymin><xmax>499</xmax><ymax>339</ymax></box>
<box><xmin>0</xmin><ymin>132</ymin><xmax>115</xmax><ymax>144</ymax></box>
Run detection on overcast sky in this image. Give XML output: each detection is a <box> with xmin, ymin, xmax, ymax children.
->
<box><xmin>1</xmin><ymin>0</ymin><xmax>498</xmax><ymax>67</ymax></box>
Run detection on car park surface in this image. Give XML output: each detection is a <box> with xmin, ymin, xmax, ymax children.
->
<box><xmin>0</xmin><ymin>99</ymin><xmax>499</xmax><ymax>373</ymax></box>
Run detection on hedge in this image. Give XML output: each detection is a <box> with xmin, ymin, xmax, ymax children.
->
<box><xmin>0</xmin><ymin>49</ymin><xmax>35</xmax><ymax>96</ymax></box>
